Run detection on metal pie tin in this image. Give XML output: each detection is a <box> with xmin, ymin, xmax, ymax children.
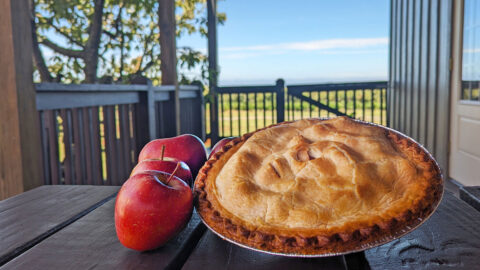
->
<box><xmin>197</xmin><ymin>118</ymin><xmax>444</xmax><ymax>257</ymax></box>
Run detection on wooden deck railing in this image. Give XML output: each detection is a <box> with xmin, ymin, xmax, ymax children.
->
<box><xmin>207</xmin><ymin>80</ymin><xmax>388</xmax><ymax>141</ymax></box>
<box><xmin>36</xmin><ymin>82</ymin><xmax>204</xmax><ymax>186</ymax></box>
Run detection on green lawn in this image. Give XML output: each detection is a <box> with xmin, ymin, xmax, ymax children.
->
<box><xmin>206</xmin><ymin>90</ymin><xmax>387</xmax><ymax>140</ymax></box>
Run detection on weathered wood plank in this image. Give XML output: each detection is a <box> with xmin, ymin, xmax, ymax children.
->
<box><xmin>45</xmin><ymin>110</ymin><xmax>60</xmax><ymax>185</ymax></box>
<box><xmin>2</xmin><ymin>201</ymin><xmax>206</xmax><ymax>270</ymax></box>
<box><xmin>104</xmin><ymin>106</ymin><xmax>118</xmax><ymax>185</ymax></box>
<box><xmin>460</xmin><ymin>186</ymin><xmax>480</xmax><ymax>212</ymax></box>
<box><xmin>72</xmin><ymin>108</ymin><xmax>86</xmax><ymax>184</ymax></box>
<box><xmin>91</xmin><ymin>107</ymin><xmax>104</xmax><ymax>185</ymax></box>
<box><xmin>39</xmin><ymin>112</ymin><xmax>51</xmax><ymax>184</ymax></box>
<box><xmin>0</xmin><ymin>0</ymin><xmax>43</xmax><ymax>199</ymax></box>
<box><xmin>0</xmin><ymin>185</ymin><xmax>118</xmax><ymax>266</ymax></box>
<box><xmin>60</xmin><ymin>109</ymin><xmax>74</xmax><ymax>184</ymax></box>
<box><xmin>35</xmin><ymin>83</ymin><xmax>199</xmax><ymax>92</ymax></box>
<box><xmin>365</xmin><ymin>191</ymin><xmax>480</xmax><ymax>269</ymax></box>
<box><xmin>181</xmin><ymin>230</ymin><xmax>347</xmax><ymax>270</ymax></box>
<box><xmin>119</xmin><ymin>105</ymin><xmax>132</xmax><ymax>182</ymax></box>
<box><xmin>36</xmin><ymin>92</ymin><xmax>140</xmax><ymax>110</ymax></box>
<box><xmin>82</xmin><ymin>108</ymin><xmax>94</xmax><ymax>185</ymax></box>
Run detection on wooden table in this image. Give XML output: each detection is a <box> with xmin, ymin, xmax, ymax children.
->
<box><xmin>1</xmin><ymin>186</ymin><xmax>479</xmax><ymax>269</ymax></box>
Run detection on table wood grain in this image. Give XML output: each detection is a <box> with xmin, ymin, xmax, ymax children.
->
<box><xmin>365</xmin><ymin>191</ymin><xmax>480</xmax><ymax>269</ymax></box>
<box><xmin>181</xmin><ymin>230</ymin><xmax>348</xmax><ymax>270</ymax></box>
<box><xmin>1</xmin><ymin>199</ymin><xmax>206</xmax><ymax>270</ymax></box>
<box><xmin>0</xmin><ymin>185</ymin><xmax>118</xmax><ymax>266</ymax></box>
<box><xmin>2</xmin><ymin>186</ymin><xmax>480</xmax><ymax>269</ymax></box>
<box><xmin>459</xmin><ymin>186</ymin><xmax>480</xmax><ymax>212</ymax></box>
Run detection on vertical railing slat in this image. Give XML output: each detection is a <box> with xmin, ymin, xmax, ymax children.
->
<box><xmin>362</xmin><ymin>89</ymin><xmax>366</xmax><ymax>120</ymax></box>
<box><xmin>371</xmin><ymin>89</ymin><xmax>375</xmax><ymax>123</ymax></box>
<box><xmin>246</xmin><ymin>93</ymin><xmax>250</xmax><ymax>132</ymax></box>
<box><xmin>82</xmin><ymin>107</ymin><xmax>93</xmax><ymax>185</ymax></box>
<box><xmin>60</xmin><ymin>109</ymin><xmax>73</xmax><ymax>184</ymax></box>
<box><xmin>120</xmin><ymin>104</ymin><xmax>131</xmax><ymax>183</ymax></box>
<box><xmin>254</xmin><ymin>92</ymin><xmax>258</xmax><ymax>130</ymax></box>
<box><xmin>263</xmin><ymin>93</ymin><xmax>266</xmax><ymax>127</ymax></box>
<box><xmin>46</xmin><ymin>110</ymin><xmax>59</xmax><ymax>185</ymax></box>
<box><xmin>72</xmin><ymin>108</ymin><xmax>85</xmax><ymax>184</ymax></box>
<box><xmin>220</xmin><ymin>93</ymin><xmax>224</xmax><ymax>137</ymax></box>
<box><xmin>129</xmin><ymin>104</ymin><xmax>138</xmax><ymax>166</ymax></box>
<box><xmin>39</xmin><ymin>111</ymin><xmax>50</xmax><ymax>185</ymax></box>
<box><xmin>229</xmin><ymin>93</ymin><xmax>233</xmax><ymax>137</ymax></box>
<box><xmin>353</xmin><ymin>90</ymin><xmax>357</xmax><ymax>119</ymax></box>
<box><xmin>237</xmin><ymin>93</ymin><xmax>241</xmax><ymax>135</ymax></box>
<box><xmin>271</xmin><ymin>92</ymin><xmax>275</xmax><ymax>124</ymax></box>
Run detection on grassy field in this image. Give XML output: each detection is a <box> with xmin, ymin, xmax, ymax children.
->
<box><xmin>206</xmin><ymin>90</ymin><xmax>387</xmax><ymax>140</ymax></box>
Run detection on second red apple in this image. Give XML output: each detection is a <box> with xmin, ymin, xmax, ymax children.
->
<box><xmin>131</xmin><ymin>158</ymin><xmax>192</xmax><ymax>186</ymax></box>
<box><xmin>138</xmin><ymin>134</ymin><xmax>207</xmax><ymax>177</ymax></box>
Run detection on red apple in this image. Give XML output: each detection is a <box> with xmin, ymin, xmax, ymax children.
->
<box><xmin>130</xmin><ymin>158</ymin><xmax>192</xmax><ymax>186</ymax></box>
<box><xmin>115</xmin><ymin>171</ymin><xmax>193</xmax><ymax>251</ymax></box>
<box><xmin>209</xmin><ymin>137</ymin><xmax>236</xmax><ymax>159</ymax></box>
<box><xmin>138</xmin><ymin>134</ymin><xmax>207</xmax><ymax>177</ymax></box>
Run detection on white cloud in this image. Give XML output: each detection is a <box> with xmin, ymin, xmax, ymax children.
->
<box><xmin>221</xmin><ymin>37</ymin><xmax>388</xmax><ymax>52</ymax></box>
<box><xmin>465</xmin><ymin>48</ymin><xmax>480</xmax><ymax>53</ymax></box>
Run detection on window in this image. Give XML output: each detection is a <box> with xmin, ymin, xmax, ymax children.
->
<box><xmin>462</xmin><ymin>0</ymin><xmax>480</xmax><ymax>101</ymax></box>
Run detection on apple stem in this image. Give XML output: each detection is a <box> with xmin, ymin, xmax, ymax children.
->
<box><xmin>166</xmin><ymin>162</ymin><xmax>181</xmax><ymax>185</ymax></box>
<box><xmin>161</xmin><ymin>145</ymin><xmax>166</xmax><ymax>161</ymax></box>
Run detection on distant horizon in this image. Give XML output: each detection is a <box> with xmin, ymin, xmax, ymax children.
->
<box><xmin>217</xmin><ymin>76</ymin><xmax>388</xmax><ymax>86</ymax></box>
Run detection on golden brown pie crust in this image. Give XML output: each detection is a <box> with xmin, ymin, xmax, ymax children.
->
<box><xmin>194</xmin><ymin>117</ymin><xmax>443</xmax><ymax>255</ymax></box>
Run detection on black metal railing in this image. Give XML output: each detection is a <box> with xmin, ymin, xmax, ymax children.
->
<box><xmin>206</xmin><ymin>80</ymin><xmax>284</xmax><ymax>139</ymax></box>
<box><xmin>207</xmin><ymin>80</ymin><xmax>388</xmax><ymax>142</ymax></box>
<box><xmin>287</xmin><ymin>81</ymin><xmax>388</xmax><ymax>125</ymax></box>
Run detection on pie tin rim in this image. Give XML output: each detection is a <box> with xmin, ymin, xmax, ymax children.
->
<box><xmin>196</xmin><ymin>118</ymin><xmax>444</xmax><ymax>257</ymax></box>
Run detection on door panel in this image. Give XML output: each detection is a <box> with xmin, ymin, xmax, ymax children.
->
<box><xmin>450</xmin><ymin>0</ymin><xmax>480</xmax><ymax>185</ymax></box>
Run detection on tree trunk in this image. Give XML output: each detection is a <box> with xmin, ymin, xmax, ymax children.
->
<box><xmin>29</xmin><ymin>0</ymin><xmax>52</xmax><ymax>82</ymax></box>
<box><xmin>83</xmin><ymin>0</ymin><xmax>105</xmax><ymax>83</ymax></box>
<box><xmin>158</xmin><ymin>0</ymin><xmax>180</xmax><ymax>135</ymax></box>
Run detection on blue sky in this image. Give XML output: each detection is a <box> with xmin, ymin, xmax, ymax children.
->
<box><xmin>178</xmin><ymin>0</ymin><xmax>390</xmax><ymax>85</ymax></box>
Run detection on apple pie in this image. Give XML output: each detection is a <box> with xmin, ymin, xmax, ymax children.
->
<box><xmin>194</xmin><ymin>117</ymin><xmax>443</xmax><ymax>254</ymax></box>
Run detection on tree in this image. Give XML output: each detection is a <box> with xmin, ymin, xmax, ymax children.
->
<box><xmin>158</xmin><ymin>0</ymin><xmax>180</xmax><ymax>134</ymax></box>
<box><xmin>32</xmin><ymin>0</ymin><xmax>105</xmax><ymax>83</ymax></box>
<box><xmin>31</xmin><ymin>0</ymin><xmax>225</xmax><ymax>84</ymax></box>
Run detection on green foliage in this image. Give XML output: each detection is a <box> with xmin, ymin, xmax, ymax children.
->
<box><xmin>33</xmin><ymin>0</ymin><xmax>226</xmax><ymax>84</ymax></box>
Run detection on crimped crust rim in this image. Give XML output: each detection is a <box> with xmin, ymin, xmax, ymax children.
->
<box><xmin>194</xmin><ymin>118</ymin><xmax>443</xmax><ymax>255</ymax></box>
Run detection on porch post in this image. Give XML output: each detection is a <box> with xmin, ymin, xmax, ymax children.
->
<box><xmin>276</xmin><ymin>79</ymin><xmax>285</xmax><ymax>123</ymax></box>
<box><xmin>207</xmin><ymin>0</ymin><xmax>219</xmax><ymax>144</ymax></box>
<box><xmin>0</xmin><ymin>0</ymin><xmax>44</xmax><ymax>199</ymax></box>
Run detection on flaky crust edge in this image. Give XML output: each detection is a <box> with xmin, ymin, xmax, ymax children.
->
<box><xmin>194</xmin><ymin>118</ymin><xmax>444</xmax><ymax>255</ymax></box>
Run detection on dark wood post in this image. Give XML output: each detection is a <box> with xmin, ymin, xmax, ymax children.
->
<box><xmin>0</xmin><ymin>0</ymin><xmax>44</xmax><ymax>199</ymax></box>
<box><xmin>207</xmin><ymin>0</ymin><xmax>219</xmax><ymax>144</ymax></box>
<box><xmin>134</xmin><ymin>89</ymin><xmax>150</xmax><ymax>159</ymax></box>
<box><xmin>159</xmin><ymin>0</ymin><xmax>180</xmax><ymax>135</ymax></box>
<box><xmin>192</xmin><ymin>81</ymin><xmax>207</xmax><ymax>141</ymax></box>
<box><xmin>146</xmin><ymin>81</ymin><xmax>157</xmax><ymax>140</ymax></box>
<box><xmin>276</xmin><ymin>79</ymin><xmax>285</xmax><ymax>123</ymax></box>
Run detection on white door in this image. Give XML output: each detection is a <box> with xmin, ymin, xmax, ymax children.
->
<box><xmin>449</xmin><ymin>0</ymin><xmax>480</xmax><ymax>186</ymax></box>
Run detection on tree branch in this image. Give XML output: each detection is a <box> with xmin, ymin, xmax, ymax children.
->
<box><xmin>85</xmin><ymin>0</ymin><xmax>105</xmax><ymax>51</ymax></box>
<box><xmin>83</xmin><ymin>0</ymin><xmax>105</xmax><ymax>83</ymax></box>
<box><xmin>40</xmin><ymin>38</ymin><xmax>84</xmax><ymax>58</ymax></box>
<box><xmin>48</xmin><ymin>22</ymin><xmax>85</xmax><ymax>48</ymax></box>
<box><xmin>103</xmin><ymin>29</ymin><xmax>117</xmax><ymax>39</ymax></box>
<box><xmin>30</xmin><ymin>0</ymin><xmax>52</xmax><ymax>82</ymax></box>
<box><xmin>137</xmin><ymin>60</ymin><xmax>155</xmax><ymax>74</ymax></box>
